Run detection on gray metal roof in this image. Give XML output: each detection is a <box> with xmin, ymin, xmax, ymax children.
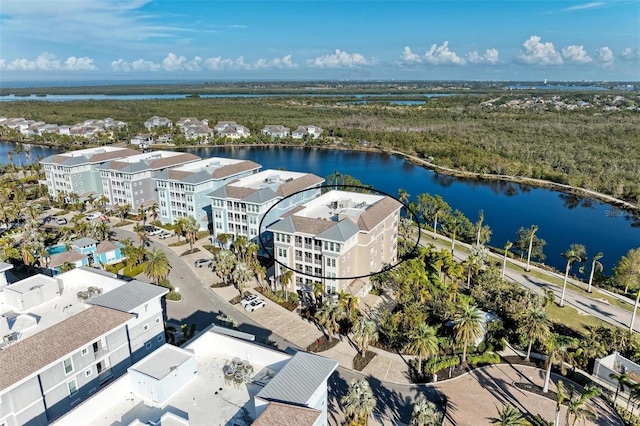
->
<box><xmin>0</xmin><ymin>261</ymin><xmax>13</xmax><ymax>272</ymax></box>
<box><xmin>243</xmin><ymin>187</ymin><xmax>277</xmax><ymax>204</ymax></box>
<box><xmin>208</xmin><ymin>186</ymin><xmax>227</xmax><ymax>199</ymax></box>
<box><xmin>316</xmin><ymin>218</ymin><xmax>360</xmax><ymax>243</ymax></box>
<box><xmin>256</xmin><ymin>351</ymin><xmax>338</xmax><ymax>405</ymax></box>
<box><xmin>72</xmin><ymin>237</ymin><xmax>98</xmax><ymax>248</ymax></box>
<box><xmin>88</xmin><ymin>279</ymin><xmax>169</xmax><ymax>313</ymax></box>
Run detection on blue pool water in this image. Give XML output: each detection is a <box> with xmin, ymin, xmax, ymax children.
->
<box><xmin>47</xmin><ymin>245</ymin><xmax>67</xmax><ymax>255</ymax></box>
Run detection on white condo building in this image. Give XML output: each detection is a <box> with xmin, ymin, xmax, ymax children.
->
<box><xmin>0</xmin><ymin>268</ymin><xmax>168</xmax><ymax>426</ymax></box>
<box><xmin>98</xmin><ymin>150</ymin><xmax>200</xmax><ymax>211</ymax></box>
<box><xmin>268</xmin><ymin>190</ymin><xmax>401</xmax><ymax>296</ymax></box>
<box><xmin>153</xmin><ymin>157</ymin><xmax>261</xmax><ymax>230</ymax></box>
<box><xmin>208</xmin><ymin>170</ymin><xmax>324</xmax><ymax>247</ymax></box>
<box><xmin>41</xmin><ymin>147</ymin><xmax>140</xmax><ymax>199</ymax></box>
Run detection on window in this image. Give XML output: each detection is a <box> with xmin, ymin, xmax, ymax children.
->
<box><xmin>143</xmin><ymin>324</ymin><xmax>149</xmax><ymax>332</ymax></box>
<box><xmin>85</xmin><ymin>369</ymin><xmax>92</xmax><ymax>378</ymax></box>
<box><xmin>146</xmin><ymin>342</ymin><xmax>153</xmax><ymax>350</ymax></box>
<box><xmin>157</xmin><ymin>335</ymin><xmax>164</xmax><ymax>342</ymax></box>
<box><xmin>67</xmin><ymin>379</ymin><xmax>78</xmax><ymax>397</ymax></box>
<box><xmin>81</xmin><ymin>348</ymin><xmax>88</xmax><ymax>356</ymax></box>
<box><xmin>63</xmin><ymin>358</ymin><xmax>74</xmax><ymax>374</ymax></box>
<box><xmin>155</xmin><ymin>317</ymin><xmax>161</xmax><ymax>324</ymax></box>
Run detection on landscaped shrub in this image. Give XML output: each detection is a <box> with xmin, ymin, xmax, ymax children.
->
<box><xmin>105</xmin><ymin>261</ymin><xmax>125</xmax><ymax>274</ymax></box>
<box><xmin>467</xmin><ymin>352</ymin><xmax>500</xmax><ymax>366</ymax></box>
<box><xmin>255</xmin><ymin>288</ymin><xmax>298</xmax><ymax>311</ymax></box>
<box><xmin>121</xmin><ymin>261</ymin><xmax>147</xmax><ymax>277</ymax></box>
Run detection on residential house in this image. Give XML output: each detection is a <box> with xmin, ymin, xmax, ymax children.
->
<box><xmin>153</xmin><ymin>157</ymin><xmax>261</xmax><ymax>230</ymax></box>
<box><xmin>292</xmin><ymin>125</ymin><xmax>323</xmax><ymax>140</ymax></box>
<box><xmin>98</xmin><ymin>150</ymin><xmax>201</xmax><ymax>211</ymax></box>
<box><xmin>144</xmin><ymin>116</ymin><xmax>172</xmax><ymax>131</ymax></box>
<box><xmin>129</xmin><ymin>134</ymin><xmax>153</xmax><ymax>149</ymax></box>
<box><xmin>46</xmin><ymin>237</ymin><xmax>125</xmax><ymax>275</ymax></box>
<box><xmin>41</xmin><ymin>147</ymin><xmax>141</xmax><ymax>199</ymax></box>
<box><xmin>261</xmin><ymin>125</ymin><xmax>290</xmax><ymax>139</ymax></box>
<box><xmin>214</xmin><ymin>121</ymin><xmax>250</xmax><ymax>139</ymax></box>
<box><xmin>0</xmin><ymin>268</ymin><xmax>168</xmax><ymax>426</ymax></box>
<box><xmin>54</xmin><ymin>325</ymin><xmax>338</xmax><ymax>426</ymax></box>
<box><xmin>176</xmin><ymin>118</ymin><xmax>212</xmax><ymax>142</ymax></box>
<box><xmin>268</xmin><ymin>190</ymin><xmax>401</xmax><ymax>296</ymax></box>
<box><xmin>208</xmin><ymin>170</ymin><xmax>324</xmax><ymax>249</ymax></box>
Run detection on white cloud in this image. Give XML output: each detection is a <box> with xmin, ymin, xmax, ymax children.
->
<box><xmin>563</xmin><ymin>2</ymin><xmax>604</xmax><ymax>11</ymax></box>
<box><xmin>399</xmin><ymin>46</ymin><xmax>421</xmax><ymax>64</ymax></box>
<box><xmin>254</xmin><ymin>54</ymin><xmax>299</xmax><ymax>69</ymax></box>
<box><xmin>162</xmin><ymin>53</ymin><xmax>202</xmax><ymax>71</ymax></box>
<box><xmin>306</xmin><ymin>49</ymin><xmax>372</xmax><ymax>68</ymax></box>
<box><xmin>424</xmin><ymin>42</ymin><xmax>466</xmax><ymax>65</ymax></box>
<box><xmin>0</xmin><ymin>53</ymin><xmax>98</xmax><ymax>71</ymax></box>
<box><xmin>597</xmin><ymin>47</ymin><xmax>615</xmax><ymax>66</ymax></box>
<box><xmin>561</xmin><ymin>45</ymin><xmax>593</xmax><ymax>63</ymax></box>
<box><xmin>132</xmin><ymin>59</ymin><xmax>162</xmax><ymax>72</ymax></box>
<box><xmin>110</xmin><ymin>53</ymin><xmax>298</xmax><ymax>72</ymax></box>
<box><xmin>621</xmin><ymin>47</ymin><xmax>640</xmax><ymax>62</ymax></box>
<box><xmin>110</xmin><ymin>59</ymin><xmax>130</xmax><ymax>72</ymax></box>
<box><xmin>518</xmin><ymin>36</ymin><xmax>563</xmax><ymax>65</ymax></box>
<box><xmin>467</xmin><ymin>48</ymin><xmax>499</xmax><ymax>64</ymax></box>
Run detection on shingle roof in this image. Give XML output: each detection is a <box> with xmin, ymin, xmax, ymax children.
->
<box><xmin>253</xmin><ymin>402</ymin><xmax>321</xmax><ymax>426</ymax></box>
<box><xmin>268</xmin><ymin>216</ymin><xmax>336</xmax><ymax>236</ymax></box>
<box><xmin>88</xmin><ymin>279</ymin><xmax>168</xmax><ymax>313</ymax></box>
<box><xmin>48</xmin><ymin>251</ymin><xmax>87</xmax><ymax>268</ymax></box>
<box><xmin>72</xmin><ymin>237</ymin><xmax>98</xmax><ymax>248</ymax></box>
<box><xmin>95</xmin><ymin>241</ymin><xmax>120</xmax><ymax>254</ymax></box>
<box><xmin>0</xmin><ymin>306</ymin><xmax>133</xmax><ymax>391</ymax></box>
<box><xmin>357</xmin><ymin>196</ymin><xmax>402</xmax><ymax>231</ymax></box>
<box><xmin>211</xmin><ymin>161</ymin><xmax>260</xmax><ymax>179</ymax></box>
<box><xmin>41</xmin><ymin>148</ymin><xmax>139</xmax><ymax>165</ymax></box>
<box><xmin>276</xmin><ymin>174</ymin><xmax>324</xmax><ymax>197</ymax></box>
<box><xmin>256</xmin><ymin>351</ymin><xmax>337</xmax><ymax>405</ymax></box>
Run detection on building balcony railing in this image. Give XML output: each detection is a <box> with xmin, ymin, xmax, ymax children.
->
<box><xmin>295</xmin><ymin>256</ymin><xmax>302</xmax><ymax>262</ymax></box>
<box><xmin>93</xmin><ymin>347</ymin><xmax>109</xmax><ymax>359</ymax></box>
<box><xmin>304</xmin><ymin>244</ymin><xmax>312</xmax><ymax>250</ymax></box>
<box><xmin>295</xmin><ymin>242</ymin><xmax>302</xmax><ymax>248</ymax></box>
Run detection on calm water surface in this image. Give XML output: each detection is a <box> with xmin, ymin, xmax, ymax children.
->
<box><xmin>1</xmin><ymin>141</ymin><xmax>637</xmax><ymax>273</ymax></box>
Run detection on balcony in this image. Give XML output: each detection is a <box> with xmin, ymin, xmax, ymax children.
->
<box><xmin>93</xmin><ymin>346</ymin><xmax>109</xmax><ymax>359</ymax></box>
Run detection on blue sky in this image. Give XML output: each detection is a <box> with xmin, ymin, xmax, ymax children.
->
<box><xmin>0</xmin><ymin>0</ymin><xmax>639</xmax><ymax>82</ymax></box>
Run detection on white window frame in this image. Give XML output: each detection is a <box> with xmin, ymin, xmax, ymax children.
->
<box><xmin>63</xmin><ymin>357</ymin><xmax>74</xmax><ymax>375</ymax></box>
<box><xmin>143</xmin><ymin>324</ymin><xmax>149</xmax><ymax>332</ymax></box>
<box><xmin>81</xmin><ymin>348</ymin><xmax>88</xmax><ymax>356</ymax></box>
<box><xmin>67</xmin><ymin>379</ymin><xmax>78</xmax><ymax>397</ymax></box>
<box><xmin>85</xmin><ymin>369</ymin><xmax>92</xmax><ymax>378</ymax></box>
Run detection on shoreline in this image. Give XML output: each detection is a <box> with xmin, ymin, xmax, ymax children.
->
<box><xmin>2</xmin><ymin>138</ymin><xmax>638</xmax><ymax>214</ymax></box>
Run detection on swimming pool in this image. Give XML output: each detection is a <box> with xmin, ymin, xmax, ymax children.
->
<box><xmin>47</xmin><ymin>244</ymin><xmax>67</xmax><ymax>255</ymax></box>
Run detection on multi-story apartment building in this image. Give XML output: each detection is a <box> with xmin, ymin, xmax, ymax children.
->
<box><xmin>208</xmin><ymin>170</ymin><xmax>324</xmax><ymax>247</ymax></box>
<box><xmin>98</xmin><ymin>150</ymin><xmax>200</xmax><ymax>211</ymax></box>
<box><xmin>143</xmin><ymin>116</ymin><xmax>172</xmax><ymax>131</ymax></box>
<box><xmin>0</xmin><ymin>268</ymin><xmax>167</xmax><ymax>426</ymax></box>
<box><xmin>268</xmin><ymin>190</ymin><xmax>401</xmax><ymax>296</ymax></box>
<box><xmin>41</xmin><ymin>147</ymin><xmax>140</xmax><ymax>199</ymax></box>
<box><xmin>153</xmin><ymin>157</ymin><xmax>261</xmax><ymax>230</ymax></box>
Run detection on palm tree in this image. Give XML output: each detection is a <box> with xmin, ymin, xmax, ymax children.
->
<box><xmin>586</xmin><ymin>252</ymin><xmax>604</xmax><ymax>293</ymax></box>
<box><xmin>565</xmin><ymin>385</ymin><xmax>600</xmax><ymax>426</ymax></box>
<box><xmin>341</xmin><ymin>379</ymin><xmax>376</xmax><ymax>425</ymax></box>
<box><xmin>315</xmin><ymin>300</ymin><xmax>346</xmax><ymax>339</ymax></box>
<box><xmin>215</xmin><ymin>249</ymin><xmax>236</xmax><ymax>284</ymax></box>
<box><xmin>280</xmin><ymin>268</ymin><xmax>293</xmax><ymax>295</ymax></box>
<box><xmin>475</xmin><ymin>210</ymin><xmax>484</xmax><ymax>246</ymax></box>
<box><xmin>353</xmin><ymin>317</ymin><xmax>378</xmax><ymax>356</ymax></box>
<box><xmin>116</xmin><ymin>203</ymin><xmax>131</xmax><ymax>222</ymax></box>
<box><xmin>398</xmin><ymin>188</ymin><xmax>410</xmax><ymax>205</ymax></box>
<box><xmin>487</xmin><ymin>403</ymin><xmax>525</xmax><ymax>426</ymax></box>
<box><xmin>97</xmin><ymin>194</ymin><xmax>109</xmax><ymax>213</ymax></box>
<box><xmin>444</xmin><ymin>209</ymin><xmax>467</xmax><ymax>253</ymax></box>
<box><xmin>614</xmin><ymin>249</ymin><xmax>640</xmax><ymax>330</ymax></box>
<box><xmin>453</xmin><ymin>303</ymin><xmax>483</xmax><ymax>367</ymax></box>
<box><xmin>518</xmin><ymin>307</ymin><xmax>551</xmax><ymax>361</ymax></box>
<box><xmin>554</xmin><ymin>380</ymin><xmax>570</xmax><ymax>426</ymax></box>
<box><xmin>21</xmin><ymin>243</ymin><xmax>35</xmax><ymax>271</ymax></box>
<box><xmin>405</xmin><ymin>323</ymin><xmax>439</xmax><ymax>378</ymax></box>
<box><xmin>173</xmin><ymin>217</ymin><xmax>187</xmax><ymax>242</ymax></box>
<box><xmin>232</xmin><ymin>261</ymin><xmax>254</xmax><ymax>296</ymax></box>
<box><xmin>609</xmin><ymin>371</ymin><xmax>632</xmax><ymax>406</ymax></box>
<box><xmin>60</xmin><ymin>261</ymin><xmax>76</xmax><ymax>273</ymax></box>
<box><xmin>502</xmin><ymin>241</ymin><xmax>513</xmax><ymax>279</ymax></box>
<box><xmin>133</xmin><ymin>223</ymin><xmax>148</xmax><ymax>247</ymax></box>
<box><xmin>149</xmin><ymin>203</ymin><xmax>159</xmax><ymax>223</ymax></box>
<box><xmin>144</xmin><ymin>248</ymin><xmax>171</xmax><ymax>285</ymax></box>
<box><xmin>410</xmin><ymin>395</ymin><xmax>441</xmax><ymax>426</ymax></box>
<box><xmin>524</xmin><ymin>225</ymin><xmax>538</xmax><ymax>272</ymax></box>
<box><xmin>183</xmin><ymin>216</ymin><xmax>199</xmax><ymax>251</ymax></box>
<box><xmin>541</xmin><ymin>334</ymin><xmax>578</xmax><ymax>393</ymax></box>
<box><xmin>559</xmin><ymin>244</ymin><xmax>586</xmax><ymax>307</ymax></box>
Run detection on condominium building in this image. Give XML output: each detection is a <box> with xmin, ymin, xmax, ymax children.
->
<box><xmin>41</xmin><ymin>147</ymin><xmax>140</xmax><ymax>199</ymax></box>
<box><xmin>0</xmin><ymin>268</ymin><xmax>168</xmax><ymax>426</ymax></box>
<box><xmin>54</xmin><ymin>325</ymin><xmax>338</xmax><ymax>426</ymax></box>
<box><xmin>208</xmin><ymin>170</ymin><xmax>324</xmax><ymax>246</ymax></box>
<box><xmin>98</xmin><ymin>150</ymin><xmax>200</xmax><ymax>211</ymax></box>
<box><xmin>153</xmin><ymin>157</ymin><xmax>261</xmax><ymax>230</ymax></box>
<box><xmin>268</xmin><ymin>190</ymin><xmax>401</xmax><ymax>296</ymax></box>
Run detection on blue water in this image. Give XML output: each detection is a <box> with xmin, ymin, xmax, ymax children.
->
<box><xmin>47</xmin><ymin>244</ymin><xmax>67</xmax><ymax>255</ymax></box>
<box><xmin>507</xmin><ymin>85</ymin><xmax>609</xmax><ymax>91</ymax></box>
<box><xmin>1</xmin><ymin>141</ymin><xmax>637</xmax><ymax>273</ymax></box>
<box><xmin>0</xmin><ymin>142</ymin><xmax>60</xmax><ymax>166</ymax></box>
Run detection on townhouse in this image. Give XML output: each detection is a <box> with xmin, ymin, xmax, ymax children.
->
<box><xmin>153</xmin><ymin>157</ymin><xmax>261</xmax><ymax>230</ymax></box>
<box><xmin>0</xmin><ymin>268</ymin><xmax>167</xmax><ymax>426</ymax></box>
<box><xmin>98</xmin><ymin>150</ymin><xmax>200</xmax><ymax>211</ymax></box>
<box><xmin>292</xmin><ymin>125</ymin><xmax>323</xmax><ymax>140</ymax></box>
<box><xmin>54</xmin><ymin>326</ymin><xmax>338</xmax><ymax>426</ymax></box>
<box><xmin>143</xmin><ymin>116</ymin><xmax>172</xmax><ymax>131</ymax></box>
<box><xmin>208</xmin><ymin>170</ymin><xmax>324</xmax><ymax>247</ymax></box>
<box><xmin>268</xmin><ymin>190</ymin><xmax>401</xmax><ymax>296</ymax></box>
<box><xmin>261</xmin><ymin>125</ymin><xmax>290</xmax><ymax>139</ymax></box>
<box><xmin>214</xmin><ymin>121</ymin><xmax>250</xmax><ymax>139</ymax></box>
<box><xmin>176</xmin><ymin>117</ymin><xmax>212</xmax><ymax>142</ymax></box>
<box><xmin>41</xmin><ymin>146</ymin><xmax>141</xmax><ymax>199</ymax></box>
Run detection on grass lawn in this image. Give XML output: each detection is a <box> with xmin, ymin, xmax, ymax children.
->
<box><xmin>546</xmin><ymin>303</ymin><xmax>613</xmax><ymax>335</ymax></box>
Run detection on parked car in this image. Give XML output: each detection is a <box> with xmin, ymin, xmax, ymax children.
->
<box><xmin>142</xmin><ymin>225</ymin><xmax>155</xmax><ymax>232</ymax></box>
<box><xmin>158</xmin><ymin>231</ymin><xmax>174</xmax><ymax>240</ymax></box>
<box><xmin>56</xmin><ymin>217</ymin><xmax>67</xmax><ymax>225</ymax></box>
<box><xmin>85</xmin><ymin>212</ymin><xmax>102</xmax><ymax>220</ymax></box>
<box><xmin>194</xmin><ymin>258</ymin><xmax>213</xmax><ymax>268</ymax></box>
<box><xmin>244</xmin><ymin>299</ymin><xmax>266</xmax><ymax>312</ymax></box>
<box><xmin>147</xmin><ymin>227</ymin><xmax>163</xmax><ymax>236</ymax></box>
<box><xmin>240</xmin><ymin>294</ymin><xmax>260</xmax><ymax>307</ymax></box>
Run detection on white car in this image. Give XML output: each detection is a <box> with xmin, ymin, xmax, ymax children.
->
<box><xmin>194</xmin><ymin>258</ymin><xmax>213</xmax><ymax>268</ymax></box>
<box><xmin>240</xmin><ymin>294</ymin><xmax>260</xmax><ymax>307</ymax></box>
<box><xmin>147</xmin><ymin>227</ymin><xmax>163</xmax><ymax>236</ymax></box>
<box><xmin>244</xmin><ymin>299</ymin><xmax>266</xmax><ymax>312</ymax></box>
<box><xmin>55</xmin><ymin>217</ymin><xmax>68</xmax><ymax>225</ymax></box>
<box><xmin>158</xmin><ymin>231</ymin><xmax>174</xmax><ymax>240</ymax></box>
<box><xmin>85</xmin><ymin>212</ymin><xmax>102</xmax><ymax>221</ymax></box>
